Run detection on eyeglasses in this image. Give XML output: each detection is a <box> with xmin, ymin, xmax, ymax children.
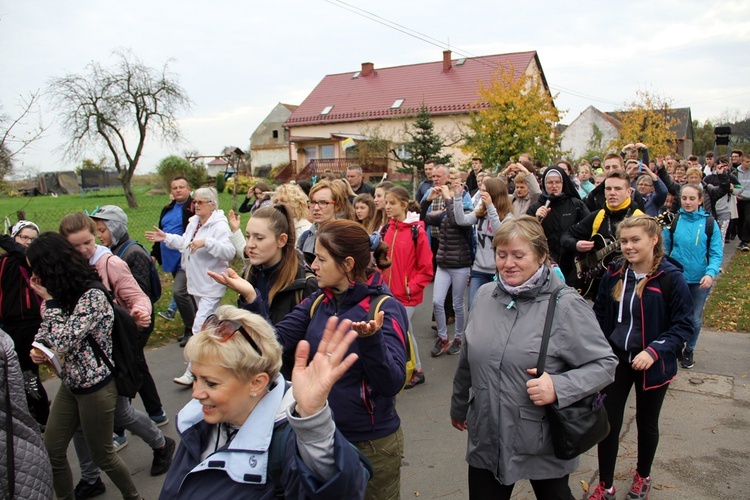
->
<box><xmin>194</xmin><ymin>200</ymin><xmax>213</xmax><ymax>206</ymax></box>
<box><xmin>202</xmin><ymin>314</ymin><xmax>262</xmax><ymax>356</ymax></box>
<box><xmin>16</xmin><ymin>235</ymin><xmax>37</xmax><ymax>243</ymax></box>
<box><xmin>307</xmin><ymin>200</ymin><xmax>332</xmax><ymax>208</ymax></box>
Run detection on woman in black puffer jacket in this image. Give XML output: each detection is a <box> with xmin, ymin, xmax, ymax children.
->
<box><xmin>421</xmin><ymin>182</ymin><xmax>474</xmax><ymax>358</ymax></box>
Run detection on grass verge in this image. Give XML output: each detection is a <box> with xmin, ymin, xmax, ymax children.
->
<box><xmin>703</xmin><ymin>250</ymin><xmax>750</xmax><ymax>332</ymax></box>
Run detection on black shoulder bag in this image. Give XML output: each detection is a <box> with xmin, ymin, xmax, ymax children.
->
<box><xmin>536</xmin><ymin>286</ymin><xmax>610</xmax><ymax>460</ymax></box>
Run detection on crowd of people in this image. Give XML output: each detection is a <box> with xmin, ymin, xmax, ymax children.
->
<box><xmin>0</xmin><ymin>150</ymin><xmax>746</xmax><ymax>499</ymax></box>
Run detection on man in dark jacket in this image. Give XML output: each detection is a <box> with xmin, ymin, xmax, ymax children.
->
<box><xmin>464</xmin><ymin>157</ymin><xmax>483</xmax><ymax>196</ymax></box>
<box><xmin>585</xmin><ymin>154</ymin><xmax>647</xmax><ymax>212</ymax></box>
<box><xmin>527</xmin><ymin>165</ymin><xmax>590</xmax><ymax>278</ymax></box>
<box><xmin>151</xmin><ymin>176</ymin><xmax>196</xmax><ymax>342</ymax></box>
<box><xmin>346</xmin><ymin>165</ymin><xmax>375</xmax><ymax>196</ymax></box>
<box><xmin>562</xmin><ymin>170</ymin><xmax>643</xmax><ymax>297</ymax></box>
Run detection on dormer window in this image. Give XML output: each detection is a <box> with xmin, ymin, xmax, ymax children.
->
<box><xmin>321</xmin><ymin>105</ymin><xmax>334</xmax><ymax>115</ymax></box>
<box><xmin>391</xmin><ymin>98</ymin><xmax>405</xmax><ymax>109</ymax></box>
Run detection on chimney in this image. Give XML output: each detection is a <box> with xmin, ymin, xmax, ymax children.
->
<box><xmin>443</xmin><ymin>50</ymin><xmax>452</xmax><ymax>72</ymax></box>
<box><xmin>361</xmin><ymin>62</ymin><xmax>374</xmax><ymax>77</ymax></box>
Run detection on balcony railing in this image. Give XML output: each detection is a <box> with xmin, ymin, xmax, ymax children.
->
<box><xmin>296</xmin><ymin>158</ymin><xmax>388</xmax><ymax>180</ymax></box>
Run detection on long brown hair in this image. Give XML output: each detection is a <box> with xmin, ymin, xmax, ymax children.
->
<box><xmin>611</xmin><ymin>215</ymin><xmax>664</xmax><ymax>299</ymax></box>
<box><xmin>242</xmin><ymin>205</ymin><xmax>299</xmax><ymax>306</ymax></box>
<box><xmin>317</xmin><ymin>219</ymin><xmax>390</xmax><ymax>283</ymax></box>
<box><xmin>476</xmin><ymin>178</ymin><xmax>513</xmax><ymax>219</ymax></box>
<box><xmin>353</xmin><ymin>193</ymin><xmax>377</xmax><ymax>233</ymax></box>
<box><xmin>372</xmin><ymin>181</ymin><xmax>394</xmax><ymax>230</ymax></box>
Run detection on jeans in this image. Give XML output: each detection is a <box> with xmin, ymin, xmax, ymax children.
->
<box><xmin>686</xmin><ymin>283</ymin><xmax>711</xmax><ymax>351</ymax></box>
<box><xmin>404</xmin><ymin>306</ymin><xmax>422</xmax><ymax>371</ymax></box>
<box><xmin>75</xmin><ymin>395</ymin><xmax>165</xmax><ymax>482</ymax></box>
<box><xmin>468</xmin><ymin>466</ymin><xmax>572</xmax><ymax>500</ymax></box>
<box><xmin>354</xmin><ymin>428</ymin><xmax>404</xmax><ymax>500</ymax></box>
<box><xmin>468</xmin><ymin>270</ymin><xmax>494</xmax><ymax>310</ymax></box>
<box><xmin>432</xmin><ymin>266</ymin><xmax>470</xmax><ymax>340</ymax></box>
<box><xmin>44</xmin><ymin>381</ymin><xmax>139</xmax><ymax>500</ymax></box>
<box><xmin>172</xmin><ymin>269</ymin><xmax>196</xmax><ymax>335</ymax></box>
<box><xmin>596</xmin><ymin>357</ymin><xmax>669</xmax><ymax>488</ymax></box>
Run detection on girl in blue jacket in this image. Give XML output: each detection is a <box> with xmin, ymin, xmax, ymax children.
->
<box><xmin>590</xmin><ymin>215</ymin><xmax>692</xmax><ymax>500</ymax></box>
<box><xmin>663</xmin><ymin>183</ymin><xmax>723</xmax><ymax>369</ymax></box>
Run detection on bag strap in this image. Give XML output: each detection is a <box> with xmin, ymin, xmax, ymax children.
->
<box><xmin>116</xmin><ymin>240</ymin><xmax>137</xmax><ymax>259</ymax></box>
<box><xmin>3</xmin><ymin>345</ymin><xmax>15</xmax><ymax>498</ymax></box>
<box><xmin>535</xmin><ymin>285</ymin><xmax>566</xmax><ymax>376</ymax></box>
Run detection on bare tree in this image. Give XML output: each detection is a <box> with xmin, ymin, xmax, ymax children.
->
<box><xmin>48</xmin><ymin>49</ymin><xmax>191</xmax><ymax>207</ymax></box>
<box><xmin>0</xmin><ymin>91</ymin><xmax>46</xmax><ymax>183</ymax></box>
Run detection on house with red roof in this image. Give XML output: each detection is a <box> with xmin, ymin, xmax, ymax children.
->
<box><xmin>282</xmin><ymin>50</ymin><xmax>552</xmax><ymax>180</ymax></box>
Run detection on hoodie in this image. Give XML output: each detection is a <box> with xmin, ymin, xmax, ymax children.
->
<box><xmin>380</xmin><ymin>213</ymin><xmax>434</xmax><ymax>306</ymax></box>
<box><xmin>663</xmin><ymin>207</ymin><xmax>723</xmax><ymax>283</ymax></box>
<box><xmin>242</xmin><ymin>271</ymin><xmax>408</xmax><ymax>443</ymax></box>
<box><xmin>453</xmin><ymin>195</ymin><xmax>511</xmax><ymax>274</ymax></box>
<box><xmin>594</xmin><ymin>257</ymin><xmax>692</xmax><ymax>389</ymax></box>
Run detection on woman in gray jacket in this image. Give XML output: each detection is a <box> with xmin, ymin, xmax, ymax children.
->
<box><xmin>451</xmin><ymin>216</ymin><xmax>617</xmax><ymax>500</ymax></box>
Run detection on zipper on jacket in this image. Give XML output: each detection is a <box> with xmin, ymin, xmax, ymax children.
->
<box><xmin>361</xmin><ymin>379</ymin><xmax>375</xmax><ymax>427</ymax></box>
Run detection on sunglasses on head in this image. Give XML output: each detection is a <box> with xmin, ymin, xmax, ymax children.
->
<box><xmin>202</xmin><ymin>314</ymin><xmax>262</xmax><ymax>357</ymax></box>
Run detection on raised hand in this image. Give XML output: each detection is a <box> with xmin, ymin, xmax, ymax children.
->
<box><xmin>145</xmin><ymin>226</ymin><xmax>167</xmax><ymax>243</ymax></box>
<box><xmin>350</xmin><ymin>310</ymin><xmax>384</xmax><ymax>338</ymax></box>
<box><xmin>207</xmin><ymin>268</ymin><xmax>257</xmax><ymax>302</ymax></box>
<box><xmin>292</xmin><ymin>317</ymin><xmax>359</xmax><ymax>417</ymax></box>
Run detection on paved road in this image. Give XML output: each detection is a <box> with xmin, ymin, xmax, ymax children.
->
<box><xmin>45</xmin><ymin>245</ymin><xmax>749</xmax><ymax>498</ymax></box>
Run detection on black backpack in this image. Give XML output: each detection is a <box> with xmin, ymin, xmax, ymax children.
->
<box><xmin>85</xmin><ymin>282</ymin><xmax>143</xmax><ymax>398</ymax></box>
<box><xmin>117</xmin><ymin>240</ymin><xmax>162</xmax><ymax>304</ymax></box>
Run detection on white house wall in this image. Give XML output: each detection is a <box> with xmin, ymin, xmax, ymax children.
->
<box><xmin>560</xmin><ymin>106</ymin><xmax>619</xmax><ymax>160</ymax></box>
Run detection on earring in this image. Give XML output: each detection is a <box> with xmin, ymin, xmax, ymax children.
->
<box><xmin>251</xmin><ymin>392</ymin><xmax>257</xmax><ymax>398</ymax></box>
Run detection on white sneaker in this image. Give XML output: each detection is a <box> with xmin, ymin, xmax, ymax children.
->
<box><xmin>173</xmin><ymin>372</ymin><xmax>195</xmax><ymax>386</ymax></box>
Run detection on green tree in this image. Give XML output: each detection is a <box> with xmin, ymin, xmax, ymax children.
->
<box><xmin>156</xmin><ymin>155</ymin><xmax>206</xmax><ymax>190</ymax></box>
<box><xmin>609</xmin><ymin>90</ymin><xmax>677</xmax><ymax>157</ymax></box>
<box><xmin>74</xmin><ymin>157</ymin><xmax>106</xmax><ymax>175</ymax></box>
<box><xmin>215</xmin><ymin>173</ymin><xmax>226</xmax><ymax>193</ymax></box>
<box><xmin>462</xmin><ymin>63</ymin><xmax>561</xmax><ymax>167</ymax></box>
<box><xmin>692</xmin><ymin>119</ymin><xmax>716</xmax><ymax>157</ymax></box>
<box><xmin>399</xmin><ymin>103</ymin><xmax>452</xmax><ymax>189</ymax></box>
<box><xmin>48</xmin><ymin>49</ymin><xmax>191</xmax><ymax>208</ymax></box>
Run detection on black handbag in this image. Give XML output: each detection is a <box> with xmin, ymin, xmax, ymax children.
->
<box><xmin>536</xmin><ymin>285</ymin><xmax>610</xmax><ymax>460</ymax></box>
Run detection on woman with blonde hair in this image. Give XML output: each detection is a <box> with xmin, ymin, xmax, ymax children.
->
<box><xmin>589</xmin><ymin>215</ymin><xmax>692</xmax><ymax>499</ymax></box>
<box><xmin>297</xmin><ymin>180</ymin><xmax>354</xmax><ymax>266</ymax></box>
<box><xmin>159</xmin><ymin>305</ymin><xmax>370</xmax><ymax>498</ymax></box>
<box><xmin>271</xmin><ymin>183</ymin><xmax>312</xmax><ymax>236</ymax></box>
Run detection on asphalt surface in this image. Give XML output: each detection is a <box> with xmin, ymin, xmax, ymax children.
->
<box><xmin>44</xmin><ymin>248</ymin><xmax>750</xmax><ymax>499</ymax></box>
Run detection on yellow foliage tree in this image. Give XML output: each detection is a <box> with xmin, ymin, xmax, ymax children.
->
<box><xmin>609</xmin><ymin>90</ymin><xmax>678</xmax><ymax>157</ymax></box>
<box><xmin>462</xmin><ymin>63</ymin><xmax>561</xmax><ymax>168</ymax></box>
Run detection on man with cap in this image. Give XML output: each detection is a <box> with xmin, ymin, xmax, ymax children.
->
<box><xmin>90</xmin><ymin>205</ymin><xmax>168</xmax><ymax>426</ymax></box>
<box><xmin>526</xmin><ymin>166</ymin><xmax>590</xmax><ymax>279</ymax></box>
<box><xmin>152</xmin><ymin>176</ymin><xmax>196</xmax><ymax>344</ymax></box>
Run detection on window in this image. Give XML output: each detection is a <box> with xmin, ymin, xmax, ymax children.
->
<box><xmin>321</xmin><ymin>105</ymin><xmax>334</xmax><ymax>115</ymax></box>
<box><xmin>320</xmin><ymin>145</ymin><xmax>335</xmax><ymax>159</ymax></box>
<box><xmin>395</xmin><ymin>144</ymin><xmax>412</xmax><ymax>160</ymax></box>
<box><xmin>391</xmin><ymin>98</ymin><xmax>405</xmax><ymax>109</ymax></box>
<box><xmin>352</xmin><ymin>71</ymin><xmax>361</xmax><ymax>79</ymax></box>
<box><xmin>456</xmin><ymin>58</ymin><xmax>466</xmax><ymax>66</ymax></box>
<box><xmin>272</xmin><ymin>130</ymin><xmax>279</xmax><ymax>139</ymax></box>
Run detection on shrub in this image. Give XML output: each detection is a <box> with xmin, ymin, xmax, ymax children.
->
<box><xmin>215</xmin><ymin>173</ymin><xmax>226</xmax><ymax>193</ymax></box>
<box><xmin>155</xmin><ymin>155</ymin><xmax>207</xmax><ymax>189</ymax></box>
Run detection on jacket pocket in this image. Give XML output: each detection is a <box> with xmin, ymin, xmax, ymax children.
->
<box><xmin>510</xmin><ymin>405</ymin><xmax>548</xmax><ymax>456</ymax></box>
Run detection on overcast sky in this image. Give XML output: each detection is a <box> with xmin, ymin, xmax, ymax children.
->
<box><xmin>1</xmin><ymin>0</ymin><xmax>749</xmax><ymax>175</ymax></box>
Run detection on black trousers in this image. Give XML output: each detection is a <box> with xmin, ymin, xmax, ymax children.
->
<box><xmin>468</xmin><ymin>466</ymin><xmax>573</xmax><ymax>500</ymax></box>
<box><xmin>596</xmin><ymin>357</ymin><xmax>669</xmax><ymax>487</ymax></box>
<box><xmin>737</xmin><ymin>199</ymin><xmax>750</xmax><ymax>244</ymax></box>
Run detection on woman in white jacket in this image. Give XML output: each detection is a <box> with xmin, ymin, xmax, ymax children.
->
<box><xmin>147</xmin><ymin>187</ymin><xmax>235</xmax><ymax>384</ymax></box>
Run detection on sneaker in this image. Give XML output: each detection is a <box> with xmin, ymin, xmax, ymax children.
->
<box><xmin>447</xmin><ymin>338</ymin><xmax>462</xmax><ymax>355</ymax></box>
<box><xmin>743</xmin><ymin>244</ymin><xmax>750</xmax><ymax>253</ymax></box>
<box><xmin>158</xmin><ymin>309</ymin><xmax>176</xmax><ymax>321</ymax></box>
<box><xmin>430</xmin><ymin>338</ymin><xmax>450</xmax><ymax>357</ymax></box>
<box><xmin>174</xmin><ymin>372</ymin><xmax>195</xmax><ymax>386</ymax></box>
<box><xmin>113</xmin><ymin>432</ymin><xmax>128</xmax><ymax>452</ymax></box>
<box><xmin>179</xmin><ymin>333</ymin><xmax>193</xmax><ymax>348</ymax></box>
<box><xmin>681</xmin><ymin>349</ymin><xmax>694</xmax><ymax>369</ymax></box>
<box><xmin>150</xmin><ymin>410</ymin><xmax>169</xmax><ymax>427</ymax></box>
<box><xmin>74</xmin><ymin>477</ymin><xmax>106</xmax><ymax>499</ymax></box>
<box><xmin>626</xmin><ymin>468</ymin><xmax>651</xmax><ymax>499</ymax></box>
<box><xmin>150</xmin><ymin>436</ymin><xmax>176</xmax><ymax>476</ymax></box>
<box><xmin>403</xmin><ymin>370</ymin><xmax>425</xmax><ymax>390</ymax></box>
<box><xmin>587</xmin><ymin>482</ymin><xmax>616</xmax><ymax>500</ymax></box>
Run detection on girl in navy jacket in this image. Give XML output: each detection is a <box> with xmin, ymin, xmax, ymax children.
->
<box><xmin>211</xmin><ymin>219</ymin><xmax>408</xmax><ymax>500</ymax></box>
<box><xmin>589</xmin><ymin>215</ymin><xmax>692</xmax><ymax>500</ymax></box>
